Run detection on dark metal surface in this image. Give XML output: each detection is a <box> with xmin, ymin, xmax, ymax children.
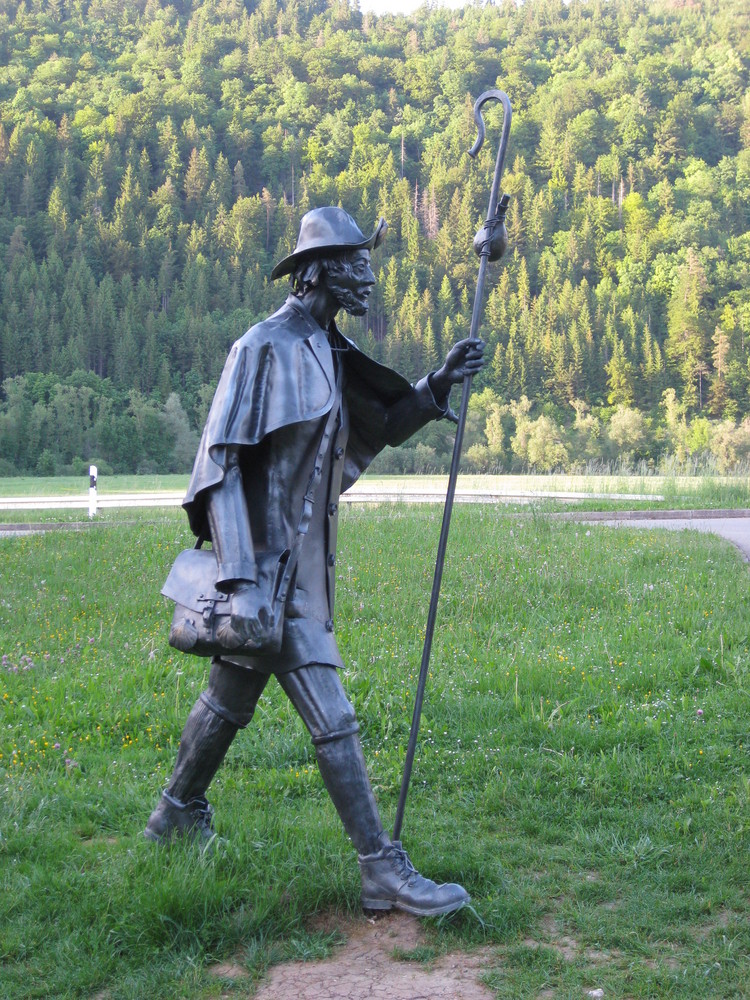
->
<box><xmin>150</xmin><ymin>208</ymin><xmax>480</xmax><ymax>913</ymax></box>
<box><xmin>271</xmin><ymin>206</ymin><xmax>387</xmax><ymax>280</ymax></box>
<box><xmin>393</xmin><ymin>90</ymin><xmax>513</xmax><ymax>842</ymax></box>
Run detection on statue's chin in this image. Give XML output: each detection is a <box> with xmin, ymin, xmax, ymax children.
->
<box><xmin>338</xmin><ymin>294</ymin><xmax>369</xmax><ymax>317</ymax></box>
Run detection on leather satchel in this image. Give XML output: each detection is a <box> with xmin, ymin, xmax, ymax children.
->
<box><xmin>162</xmin><ymin>547</ymin><xmax>288</xmax><ymax>656</ymax></box>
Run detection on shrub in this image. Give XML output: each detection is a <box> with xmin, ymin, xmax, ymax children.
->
<box><xmin>36</xmin><ymin>448</ymin><xmax>57</xmax><ymax>476</ymax></box>
<box><xmin>526</xmin><ymin>414</ymin><xmax>569</xmax><ymax>471</ymax></box>
<box><xmin>709</xmin><ymin>418</ymin><xmax>750</xmax><ymax>473</ymax></box>
<box><xmin>607</xmin><ymin>405</ymin><xmax>650</xmax><ymax>464</ymax></box>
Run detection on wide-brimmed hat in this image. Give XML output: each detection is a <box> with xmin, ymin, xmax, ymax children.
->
<box><xmin>271</xmin><ymin>207</ymin><xmax>387</xmax><ymax>280</ymax></box>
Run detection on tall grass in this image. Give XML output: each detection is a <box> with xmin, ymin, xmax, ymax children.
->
<box><xmin>1</xmin><ymin>506</ymin><xmax>748</xmax><ymax>998</ymax></box>
<box><xmin>1</xmin><ymin>470</ymin><xmax>749</xmax><ymax>510</ymax></box>
<box><xmin>0</xmin><ymin>474</ymin><xmax>189</xmax><ymax>496</ymax></box>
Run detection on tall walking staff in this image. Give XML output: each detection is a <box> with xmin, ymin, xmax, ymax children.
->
<box><xmin>393</xmin><ymin>89</ymin><xmax>513</xmax><ymax>842</ymax></box>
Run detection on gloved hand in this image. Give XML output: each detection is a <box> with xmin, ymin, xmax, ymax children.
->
<box><xmin>228</xmin><ymin>582</ymin><xmax>276</xmax><ymax>646</ymax></box>
<box><xmin>429</xmin><ymin>338</ymin><xmax>486</xmax><ymax>403</ymax></box>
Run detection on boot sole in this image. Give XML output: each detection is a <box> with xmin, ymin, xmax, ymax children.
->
<box><xmin>361</xmin><ymin>895</ymin><xmax>469</xmax><ymax>917</ymax></box>
<box><xmin>143</xmin><ymin>826</ymin><xmax>217</xmax><ymax>849</ymax></box>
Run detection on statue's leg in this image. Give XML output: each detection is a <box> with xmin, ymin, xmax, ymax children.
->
<box><xmin>144</xmin><ymin>658</ymin><xmax>268</xmax><ymax>843</ymax></box>
<box><xmin>278</xmin><ymin>665</ymin><xmax>469</xmax><ymax>916</ymax></box>
<box><xmin>277</xmin><ymin>663</ymin><xmax>385</xmax><ymax>855</ymax></box>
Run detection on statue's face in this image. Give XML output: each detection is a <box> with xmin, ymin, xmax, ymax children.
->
<box><xmin>325</xmin><ymin>250</ymin><xmax>376</xmax><ymax>316</ymax></box>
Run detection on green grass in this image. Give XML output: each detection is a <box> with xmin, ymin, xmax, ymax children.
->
<box><xmin>0</xmin><ymin>474</ymin><xmax>189</xmax><ymax>496</ymax></box>
<box><xmin>1</xmin><ymin>471</ymin><xmax>749</xmax><ymax>510</ymax></box>
<box><xmin>357</xmin><ymin>473</ymin><xmax>750</xmax><ymax>511</ymax></box>
<box><xmin>1</xmin><ymin>506</ymin><xmax>748</xmax><ymax>998</ymax></box>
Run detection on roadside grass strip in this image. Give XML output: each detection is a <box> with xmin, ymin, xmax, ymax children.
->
<box><xmin>0</xmin><ymin>506</ymin><xmax>748</xmax><ymax>999</ymax></box>
<box><xmin>0</xmin><ymin>471</ymin><xmax>749</xmax><ymax>511</ymax></box>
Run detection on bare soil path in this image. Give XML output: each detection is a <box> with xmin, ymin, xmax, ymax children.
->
<box><xmin>211</xmin><ymin>912</ymin><xmax>495</xmax><ymax>1000</ymax></box>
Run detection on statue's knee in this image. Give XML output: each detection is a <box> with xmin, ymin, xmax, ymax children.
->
<box><xmin>311</xmin><ymin>700</ymin><xmax>359</xmax><ymax>747</ymax></box>
<box><xmin>279</xmin><ymin>664</ymin><xmax>360</xmax><ymax>746</ymax></box>
<box><xmin>203</xmin><ymin>658</ymin><xmax>267</xmax><ymax>729</ymax></box>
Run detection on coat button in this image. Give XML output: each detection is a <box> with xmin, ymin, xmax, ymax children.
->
<box><xmin>328</xmin><ymin>503</ymin><xmax>338</xmax><ymax>516</ymax></box>
<box><xmin>334</xmin><ymin>447</ymin><xmax>344</xmax><ymax>459</ymax></box>
<box><xmin>325</xmin><ymin>618</ymin><xmax>335</xmax><ymax>632</ymax></box>
<box><xmin>327</xmin><ymin>553</ymin><xmax>336</xmax><ymax>566</ymax></box>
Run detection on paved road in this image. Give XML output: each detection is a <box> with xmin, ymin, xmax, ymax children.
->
<box><xmin>1</xmin><ymin>491</ymin><xmax>748</xmax><ymax>563</ymax></box>
<box><xmin>0</xmin><ymin>491</ymin><xmax>186</xmax><ymax>510</ymax></box>
<box><xmin>0</xmin><ymin>486</ymin><xmax>660</xmax><ymax>510</ymax></box>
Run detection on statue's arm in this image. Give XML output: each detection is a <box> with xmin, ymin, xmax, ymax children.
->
<box><xmin>383</xmin><ymin>338</ymin><xmax>486</xmax><ymax>447</ymax></box>
<box><xmin>205</xmin><ymin>446</ymin><xmax>275</xmax><ymax>644</ymax></box>
<box><xmin>205</xmin><ymin>446</ymin><xmax>257</xmax><ymax>590</ymax></box>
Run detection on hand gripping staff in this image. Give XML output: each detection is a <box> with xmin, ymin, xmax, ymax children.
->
<box><xmin>393</xmin><ymin>89</ymin><xmax>512</xmax><ymax>842</ymax></box>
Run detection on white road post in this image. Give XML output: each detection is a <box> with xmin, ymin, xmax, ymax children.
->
<box><xmin>88</xmin><ymin>465</ymin><xmax>98</xmax><ymax>518</ymax></box>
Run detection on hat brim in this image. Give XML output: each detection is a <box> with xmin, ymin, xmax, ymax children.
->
<box><xmin>271</xmin><ymin>218</ymin><xmax>387</xmax><ymax>281</ymax></box>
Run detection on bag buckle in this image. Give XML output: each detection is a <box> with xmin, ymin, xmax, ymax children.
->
<box><xmin>197</xmin><ymin>590</ymin><xmax>228</xmax><ymax>626</ymax></box>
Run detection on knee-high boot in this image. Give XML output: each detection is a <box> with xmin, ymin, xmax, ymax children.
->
<box><xmin>313</xmin><ymin>731</ymin><xmax>388</xmax><ymax>856</ymax></box>
<box><xmin>278</xmin><ymin>665</ymin><xmax>469</xmax><ymax>916</ymax></box>
<box><xmin>167</xmin><ymin>693</ymin><xmax>242</xmax><ymax>800</ymax></box>
<box><xmin>144</xmin><ymin>694</ymin><xmax>241</xmax><ymax>843</ymax></box>
<box><xmin>315</xmin><ymin>730</ymin><xmax>470</xmax><ymax>917</ymax></box>
<box><xmin>144</xmin><ymin>658</ymin><xmax>267</xmax><ymax>843</ymax></box>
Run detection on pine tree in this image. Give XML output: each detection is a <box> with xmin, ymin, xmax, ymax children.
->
<box><xmin>665</xmin><ymin>250</ymin><xmax>710</xmax><ymax>409</ymax></box>
<box><xmin>233</xmin><ymin>161</ymin><xmax>248</xmax><ymax>200</ymax></box>
<box><xmin>184</xmin><ymin>147</ymin><xmax>211</xmax><ymax>217</ymax></box>
<box><xmin>708</xmin><ymin>325</ymin><xmax>731</xmax><ymax>417</ymax></box>
<box><xmin>606</xmin><ymin>336</ymin><xmax>636</xmax><ymax>407</ymax></box>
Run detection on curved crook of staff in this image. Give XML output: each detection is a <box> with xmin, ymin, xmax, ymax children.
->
<box><xmin>392</xmin><ymin>90</ymin><xmax>512</xmax><ymax>843</ymax></box>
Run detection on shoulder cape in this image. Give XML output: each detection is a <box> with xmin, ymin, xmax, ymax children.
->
<box><xmin>183</xmin><ymin>297</ymin><xmax>415</xmax><ymax>536</ymax></box>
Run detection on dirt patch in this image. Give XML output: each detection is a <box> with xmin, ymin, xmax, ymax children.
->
<box><xmin>248</xmin><ymin>911</ymin><xmax>496</xmax><ymax>1000</ymax></box>
<box><xmin>599</xmin><ymin>898</ymin><xmax>620</xmax><ymax>911</ymax></box>
<box><xmin>643</xmin><ymin>954</ymin><xmax>682</xmax><ymax>973</ymax></box>
<box><xmin>691</xmin><ymin>907</ymin><xmax>734</xmax><ymax>942</ymax></box>
<box><xmin>522</xmin><ymin>913</ymin><xmax>622</xmax><ymax>966</ymax></box>
<box><xmin>210</xmin><ymin>960</ymin><xmax>250</xmax><ymax>981</ymax></box>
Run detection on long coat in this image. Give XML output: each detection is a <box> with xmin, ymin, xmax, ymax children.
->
<box><xmin>179</xmin><ymin>295</ymin><xmax>446</xmax><ymax>673</ymax></box>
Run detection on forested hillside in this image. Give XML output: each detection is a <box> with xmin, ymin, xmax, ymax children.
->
<box><xmin>0</xmin><ymin>0</ymin><xmax>748</xmax><ymax>475</ymax></box>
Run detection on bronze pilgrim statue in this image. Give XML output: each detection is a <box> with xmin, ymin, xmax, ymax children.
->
<box><xmin>146</xmin><ymin>206</ymin><xmax>486</xmax><ymax>917</ymax></box>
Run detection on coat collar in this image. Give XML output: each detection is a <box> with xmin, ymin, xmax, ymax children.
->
<box><xmin>285</xmin><ymin>294</ymin><xmax>331</xmax><ymax>335</ymax></box>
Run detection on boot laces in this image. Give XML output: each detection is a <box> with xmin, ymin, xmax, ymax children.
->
<box><xmin>391</xmin><ymin>843</ymin><xmax>419</xmax><ymax>885</ymax></box>
<box><xmin>188</xmin><ymin>796</ymin><xmax>214</xmax><ymax>832</ymax></box>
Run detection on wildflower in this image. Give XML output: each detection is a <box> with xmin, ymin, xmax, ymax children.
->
<box><xmin>697</xmin><ymin>708</ymin><xmax>704</xmax><ymax>718</ymax></box>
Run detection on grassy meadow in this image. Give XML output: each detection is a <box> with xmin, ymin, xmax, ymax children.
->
<box><xmin>0</xmin><ymin>471</ymin><xmax>749</xmax><ymax>510</ymax></box>
<box><xmin>0</xmin><ymin>503</ymin><xmax>748</xmax><ymax>998</ymax></box>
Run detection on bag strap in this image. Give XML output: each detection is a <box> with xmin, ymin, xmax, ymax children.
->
<box><xmin>275</xmin><ymin>362</ymin><xmax>343</xmax><ymax>605</ymax></box>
